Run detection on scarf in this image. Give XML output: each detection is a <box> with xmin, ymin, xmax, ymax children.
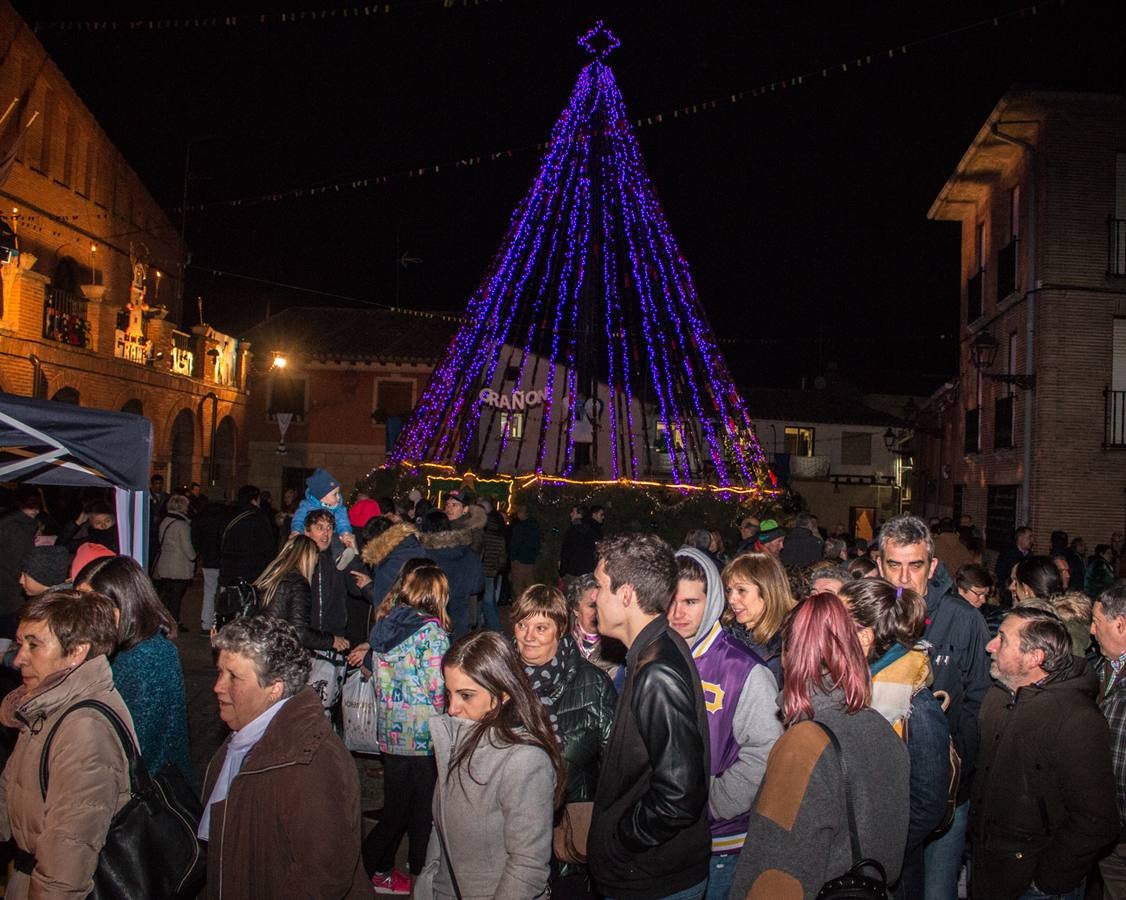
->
<box><xmin>870</xmin><ymin>644</ymin><xmax>931</xmax><ymax>738</ymax></box>
<box><xmin>571</xmin><ymin>622</ymin><xmax>601</xmax><ymax>661</ymax></box>
<box><xmin>522</xmin><ymin>635</ymin><xmax>573</xmax><ymax>741</ymax></box>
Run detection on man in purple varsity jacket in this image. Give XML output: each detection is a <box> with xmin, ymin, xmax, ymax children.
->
<box><xmin>668</xmin><ymin>547</ymin><xmax>784</xmax><ymax>900</ymax></box>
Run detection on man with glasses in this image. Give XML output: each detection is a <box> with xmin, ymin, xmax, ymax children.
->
<box><xmin>734</xmin><ymin>516</ymin><xmax>759</xmax><ymax>556</ymax></box>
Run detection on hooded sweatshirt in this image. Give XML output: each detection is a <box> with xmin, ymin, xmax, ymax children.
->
<box><xmin>367</xmin><ymin>606</ymin><xmax>449</xmax><ymax>756</ymax></box>
<box><xmin>675</xmin><ymin>547</ymin><xmax>783</xmax><ymax>855</ymax></box>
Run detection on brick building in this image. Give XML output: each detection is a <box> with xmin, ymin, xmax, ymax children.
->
<box><xmin>243</xmin><ymin>306</ymin><xmax>455</xmax><ymax>500</ymax></box>
<box><xmin>919</xmin><ymin>89</ymin><xmax>1126</xmax><ymax>552</ymax></box>
<box><xmin>0</xmin><ymin>0</ymin><xmax>249</xmax><ymax>495</ymax></box>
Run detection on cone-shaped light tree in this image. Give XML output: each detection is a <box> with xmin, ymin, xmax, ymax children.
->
<box><xmin>390</xmin><ymin>22</ymin><xmax>774</xmax><ymax>490</ymax></box>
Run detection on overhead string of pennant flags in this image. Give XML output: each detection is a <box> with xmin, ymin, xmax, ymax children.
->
<box><xmin>156</xmin><ymin>0</ymin><xmax>1071</xmax><ymax>213</ymax></box>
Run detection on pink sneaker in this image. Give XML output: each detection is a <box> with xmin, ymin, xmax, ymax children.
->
<box><xmin>370</xmin><ymin>870</ymin><xmax>411</xmax><ymax>895</ymax></box>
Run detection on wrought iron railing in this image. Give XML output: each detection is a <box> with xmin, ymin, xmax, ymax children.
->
<box><xmin>1106</xmin><ymin>387</ymin><xmax>1126</xmax><ymax>449</ymax></box>
<box><xmin>43</xmin><ymin>287</ymin><xmax>90</xmax><ymax>347</ymax></box>
<box><xmin>1109</xmin><ymin>217</ymin><xmax>1126</xmax><ymax>276</ymax></box>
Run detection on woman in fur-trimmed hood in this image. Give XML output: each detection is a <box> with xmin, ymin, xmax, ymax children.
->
<box><xmin>363</xmin><ymin>507</ymin><xmax>485</xmax><ymax>639</ymax></box>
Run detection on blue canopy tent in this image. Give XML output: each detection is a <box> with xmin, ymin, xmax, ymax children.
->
<box><xmin>0</xmin><ymin>392</ymin><xmax>152</xmax><ymax>564</ymax></box>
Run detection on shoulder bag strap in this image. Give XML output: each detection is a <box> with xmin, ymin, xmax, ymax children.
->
<box><xmin>433</xmin><ymin>773</ymin><xmax>464</xmax><ymax>900</ymax></box>
<box><xmin>39</xmin><ymin>699</ymin><xmax>146</xmax><ymax>801</ymax></box>
<box><xmin>220</xmin><ymin>510</ymin><xmax>254</xmax><ymax>553</ymax></box>
<box><xmin>813</xmin><ymin>720</ymin><xmax>863</xmax><ymax>866</ymax></box>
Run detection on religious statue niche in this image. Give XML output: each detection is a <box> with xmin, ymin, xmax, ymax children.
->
<box><xmin>114</xmin><ymin>242</ymin><xmax>155</xmax><ymax>364</ymax></box>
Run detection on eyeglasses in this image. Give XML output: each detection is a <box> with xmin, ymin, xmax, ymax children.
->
<box><xmin>970</xmin><ymin>587</ymin><xmax>992</xmax><ymax>601</ymax></box>
<box><xmin>740</xmin><ymin>522</ymin><xmax>758</xmax><ymax>531</ymax></box>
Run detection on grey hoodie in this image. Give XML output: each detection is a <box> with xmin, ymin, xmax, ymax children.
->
<box><xmin>675</xmin><ymin>547</ymin><xmax>782</xmax><ymax>826</ymax></box>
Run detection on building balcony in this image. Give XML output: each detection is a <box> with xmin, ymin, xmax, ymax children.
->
<box><xmin>1106</xmin><ymin>387</ymin><xmax>1126</xmax><ymax>449</ymax></box>
<box><xmin>789</xmin><ymin>454</ymin><xmax>831</xmax><ymax>479</ymax></box>
<box><xmin>42</xmin><ymin>287</ymin><xmax>90</xmax><ymax>348</ymax></box>
<box><xmin>1109</xmin><ymin>217</ymin><xmax>1126</xmax><ymax>276</ymax></box>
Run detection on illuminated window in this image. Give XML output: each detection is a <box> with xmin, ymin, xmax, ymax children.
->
<box><xmin>500</xmin><ymin>411</ymin><xmax>525</xmax><ymax>439</ymax></box>
<box><xmin>784</xmin><ymin>426</ymin><xmax>814</xmax><ymax>457</ymax></box>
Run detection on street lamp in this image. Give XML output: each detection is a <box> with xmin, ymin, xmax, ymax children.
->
<box><xmin>271</xmin><ymin>351</ymin><xmax>287</xmax><ymax>370</ymax></box>
<box><xmin>969</xmin><ymin>329</ymin><xmax>1035</xmax><ymax>390</ymax></box>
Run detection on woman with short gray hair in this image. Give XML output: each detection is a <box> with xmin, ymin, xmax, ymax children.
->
<box><xmin>200</xmin><ymin>616</ymin><xmax>369</xmax><ymax>898</ymax></box>
<box><xmin>153</xmin><ymin>492</ymin><xmax>197</xmax><ymax>629</ymax></box>
<box><xmin>567</xmin><ymin>573</ymin><xmax>621</xmax><ymax>680</ymax></box>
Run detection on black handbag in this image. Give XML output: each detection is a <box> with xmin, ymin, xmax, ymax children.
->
<box><xmin>214</xmin><ymin>578</ymin><xmax>258</xmax><ymax>629</ymax></box>
<box><xmin>814</xmin><ymin>721</ymin><xmax>890</xmax><ymax>900</ymax></box>
<box><xmin>30</xmin><ymin>699</ymin><xmax>206</xmax><ymax>900</ymax></box>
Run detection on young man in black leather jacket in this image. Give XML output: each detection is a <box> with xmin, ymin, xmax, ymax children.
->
<box><xmin>588</xmin><ymin>533</ymin><xmax>711</xmax><ymax>900</ymax></box>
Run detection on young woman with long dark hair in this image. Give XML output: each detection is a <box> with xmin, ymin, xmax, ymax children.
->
<box><xmin>415</xmin><ymin>630</ymin><xmax>565</xmax><ymax>900</ymax></box>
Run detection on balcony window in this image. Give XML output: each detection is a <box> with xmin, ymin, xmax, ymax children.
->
<box><xmin>1110</xmin><ymin>217</ymin><xmax>1126</xmax><ymax>276</ymax></box>
<box><xmin>43</xmin><ymin>287</ymin><xmax>90</xmax><ymax>348</ymax></box>
<box><xmin>964</xmin><ymin>408</ymin><xmax>980</xmax><ymax>455</ymax></box>
<box><xmin>784</xmin><ymin>426</ymin><xmax>815</xmax><ymax>457</ymax></box>
<box><xmin>1107</xmin><ymin>388</ymin><xmax>1126</xmax><ymax>449</ymax></box>
<box><xmin>967</xmin><ymin>269</ymin><xmax>984</xmax><ymax>323</ymax></box>
<box><xmin>996</xmin><ymin>239</ymin><xmax>1018</xmax><ymax>302</ymax></box>
<box><xmin>994</xmin><ymin>395</ymin><xmax>1015</xmax><ymax>449</ymax></box>
<box><xmin>268</xmin><ymin>376</ymin><xmax>307</xmax><ymax>423</ymax></box>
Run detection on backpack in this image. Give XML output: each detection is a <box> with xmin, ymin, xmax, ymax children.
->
<box><xmin>27</xmin><ymin>699</ymin><xmax>205</xmax><ymax>900</ymax></box>
<box><xmin>215</xmin><ymin>578</ymin><xmax>259</xmax><ymax>629</ymax></box>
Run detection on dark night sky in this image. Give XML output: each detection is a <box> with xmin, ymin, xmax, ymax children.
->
<box><xmin>15</xmin><ymin>0</ymin><xmax>1126</xmax><ymax>390</ymax></box>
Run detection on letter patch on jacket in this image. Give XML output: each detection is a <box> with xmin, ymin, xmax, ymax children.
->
<box><xmin>701</xmin><ymin>680</ymin><xmax>725</xmax><ymax>714</ymax></box>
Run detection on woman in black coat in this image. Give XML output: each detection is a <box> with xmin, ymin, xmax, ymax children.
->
<box><xmin>253</xmin><ymin>535</ymin><xmax>336</xmax><ymax>651</ymax></box>
<box><xmin>511</xmin><ymin>583</ymin><xmax>616</xmax><ymax>899</ymax></box>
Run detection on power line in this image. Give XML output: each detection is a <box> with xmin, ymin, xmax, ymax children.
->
<box><xmin>179</xmin><ymin>0</ymin><xmax>1068</xmax><ymax>212</ymax></box>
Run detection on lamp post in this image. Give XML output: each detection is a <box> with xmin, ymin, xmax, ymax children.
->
<box><xmin>970</xmin><ymin>330</ymin><xmax>1036</xmax><ymax>390</ymax></box>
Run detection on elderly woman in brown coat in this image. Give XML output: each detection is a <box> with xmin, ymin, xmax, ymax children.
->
<box><xmin>200</xmin><ymin>615</ymin><xmax>370</xmax><ymax>899</ymax></box>
<box><xmin>0</xmin><ymin>589</ymin><xmax>134</xmax><ymax>900</ymax></box>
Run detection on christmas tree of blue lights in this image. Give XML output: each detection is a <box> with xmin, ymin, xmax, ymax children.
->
<box><xmin>390</xmin><ymin>22</ymin><xmax>773</xmax><ymax>490</ymax></box>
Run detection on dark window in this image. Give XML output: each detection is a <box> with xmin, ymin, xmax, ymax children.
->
<box><xmin>996</xmin><ymin>239</ymin><xmax>1018</xmax><ymax>301</ymax></box>
<box><xmin>986</xmin><ymin>484</ymin><xmax>1020</xmax><ymax>552</ymax></box>
<box><xmin>268</xmin><ymin>377</ymin><xmax>307</xmax><ymax>421</ymax></box>
<box><xmin>840</xmin><ymin>431</ymin><xmax>872</xmax><ymax>466</ymax></box>
<box><xmin>283</xmin><ymin>466</ymin><xmax>315</xmax><ymax>497</ymax></box>
<box><xmin>967</xmin><ymin>270</ymin><xmax>984</xmax><ymax>323</ymax></box>
<box><xmin>964</xmin><ymin>408</ymin><xmax>980</xmax><ymax>454</ymax></box>
<box><xmin>952</xmin><ymin>484</ymin><xmax>965</xmax><ymax>525</ymax></box>
<box><xmin>994</xmin><ymin>395</ymin><xmax>1015</xmax><ymax>449</ymax></box>
<box><xmin>377</xmin><ymin>380</ymin><xmax>413</xmax><ymax>417</ymax></box>
<box><xmin>504</xmin><ymin>365</ymin><xmax>520</xmax><ymax>383</ymax></box>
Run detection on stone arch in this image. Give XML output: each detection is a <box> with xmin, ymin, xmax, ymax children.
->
<box><xmin>51</xmin><ymin>386</ymin><xmax>80</xmax><ymax>405</ymax></box>
<box><xmin>212</xmin><ymin>415</ymin><xmax>238</xmax><ymax>494</ymax></box>
<box><xmin>170</xmin><ymin>408</ymin><xmax>195</xmax><ymax>490</ymax></box>
<box><xmin>121</xmin><ymin>398</ymin><xmax>143</xmax><ymax>417</ymax></box>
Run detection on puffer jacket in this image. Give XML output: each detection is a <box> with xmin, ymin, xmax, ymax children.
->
<box><xmin>544</xmin><ymin>637</ymin><xmax>616</xmax><ymax>804</ymax></box>
<box><xmin>259</xmin><ymin>569</ymin><xmax>334</xmax><ymax>651</ymax></box>
<box><xmin>0</xmin><ymin>656</ymin><xmax>135</xmax><ymax>900</ymax></box>
<box><xmin>363</xmin><ymin>521</ymin><xmax>484</xmax><ymax>636</ymax></box>
<box><xmin>481</xmin><ymin>513</ymin><xmax>508</xmax><ymax>578</ymax></box>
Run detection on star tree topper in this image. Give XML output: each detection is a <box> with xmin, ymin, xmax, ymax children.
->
<box><xmin>578</xmin><ymin>20</ymin><xmax>620</xmax><ymax>60</ymax></box>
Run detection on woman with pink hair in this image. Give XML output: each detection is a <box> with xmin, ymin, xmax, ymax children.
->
<box><xmin>730</xmin><ymin>592</ymin><xmax>911</xmax><ymax>899</ymax></box>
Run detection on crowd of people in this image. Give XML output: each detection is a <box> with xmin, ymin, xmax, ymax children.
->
<box><xmin>0</xmin><ymin>470</ymin><xmax>1125</xmax><ymax>899</ymax></box>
